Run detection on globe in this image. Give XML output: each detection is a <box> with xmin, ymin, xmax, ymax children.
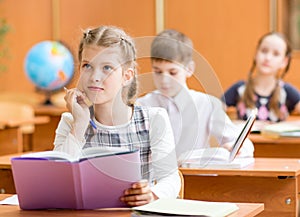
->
<box><xmin>24</xmin><ymin>40</ymin><xmax>74</xmax><ymax>97</ymax></box>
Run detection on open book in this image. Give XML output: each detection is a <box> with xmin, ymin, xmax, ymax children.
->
<box><xmin>11</xmin><ymin>147</ymin><xmax>141</xmax><ymax>210</ymax></box>
<box><xmin>19</xmin><ymin>146</ymin><xmax>132</xmax><ymax>162</ymax></box>
<box><xmin>132</xmin><ymin>198</ymin><xmax>239</xmax><ymax>217</ymax></box>
<box><xmin>180</xmin><ymin>147</ymin><xmax>255</xmax><ymax>169</ymax></box>
<box><xmin>180</xmin><ymin>109</ymin><xmax>256</xmax><ymax>169</ymax></box>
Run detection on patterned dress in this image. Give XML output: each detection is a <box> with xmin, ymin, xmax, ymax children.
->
<box><xmin>84</xmin><ymin>106</ymin><xmax>151</xmax><ymax>180</ymax></box>
<box><xmin>222</xmin><ymin>80</ymin><xmax>300</xmax><ymax>122</ymax></box>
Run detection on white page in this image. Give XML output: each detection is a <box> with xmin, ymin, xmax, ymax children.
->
<box><xmin>0</xmin><ymin>194</ymin><xmax>19</xmax><ymax>205</ymax></box>
<box><xmin>132</xmin><ymin>199</ymin><xmax>239</xmax><ymax>217</ymax></box>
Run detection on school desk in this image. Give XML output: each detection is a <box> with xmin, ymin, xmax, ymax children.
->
<box><xmin>32</xmin><ymin>105</ymin><xmax>66</xmax><ymax>151</ymax></box>
<box><xmin>180</xmin><ymin>158</ymin><xmax>300</xmax><ymax>217</ymax></box>
<box><xmin>0</xmin><ymin>115</ymin><xmax>50</xmax><ymax>155</ymax></box>
<box><xmin>0</xmin><ymin>194</ymin><xmax>264</xmax><ymax>217</ymax></box>
<box><xmin>0</xmin><ymin>152</ymin><xmax>24</xmax><ymax>194</ymax></box>
<box><xmin>249</xmin><ymin>133</ymin><xmax>300</xmax><ymax>158</ymax></box>
<box><xmin>0</xmin><ymin>127</ymin><xmax>22</xmax><ymax>157</ymax></box>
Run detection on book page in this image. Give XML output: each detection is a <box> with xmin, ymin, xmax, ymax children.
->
<box><xmin>132</xmin><ymin>199</ymin><xmax>239</xmax><ymax>216</ymax></box>
<box><xmin>20</xmin><ymin>146</ymin><xmax>134</xmax><ymax>162</ymax></box>
<box><xmin>180</xmin><ymin>147</ymin><xmax>230</xmax><ymax>162</ymax></box>
<box><xmin>21</xmin><ymin>151</ymin><xmax>76</xmax><ymax>162</ymax></box>
<box><xmin>79</xmin><ymin>146</ymin><xmax>131</xmax><ymax>160</ymax></box>
<box><xmin>181</xmin><ymin>157</ymin><xmax>255</xmax><ymax>169</ymax></box>
<box><xmin>0</xmin><ymin>194</ymin><xmax>19</xmax><ymax>205</ymax></box>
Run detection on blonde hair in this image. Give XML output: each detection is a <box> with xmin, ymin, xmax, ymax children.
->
<box><xmin>151</xmin><ymin>29</ymin><xmax>193</xmax><ymax>65</ymax></box>
<box><xmin>78</xmin><ymin>25</ymin><xmax>137</xmax><ymax>106</ymax></box>
<box><xmin>243</xmin><ymin>32</ymin><xmax>292</xmax><ymax>119</ymax></box>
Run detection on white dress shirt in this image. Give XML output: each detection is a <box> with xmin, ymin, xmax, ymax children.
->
<box><xmin>53</xmin><ymin>107</ymin><xmax>181</xmax><ymax>199</ymax></box>
<box><xmin>137</xmin><ymin>87</ymin><xmax>255</xmax><ymax>161</ymax></box>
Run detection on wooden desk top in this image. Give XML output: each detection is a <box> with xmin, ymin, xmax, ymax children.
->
<box><xmin>34</xmin><ymin>105</ymin><xmax>67</xmax><ymax>116</ymax></box>
<box><xmin>0</xmin><ymin>116</ymin><xmax>50</xmax><ymax>130</ymax></box>
<box><xmin>180</xmin><ymin>158</ymin><xmax>300</xmax><ymax>177</ymax></box>
<box><xmin>249</xmin><ymin>133</ymin><xmax>300</xmax><ymax>144</ymax></box>
<box><xmin>0</xmin><ymin>195</ymin><xmax>264</xmax><ymax>217</ymax></box>
<box><xmin>2</xmin><ymin>153</ymin><xmax>300</xmax><ymax>177</ymax></box>
<box><xmin>0</xmin><ymin>153</ymin><xmax>33</xmax><ymax>169</ymax></box>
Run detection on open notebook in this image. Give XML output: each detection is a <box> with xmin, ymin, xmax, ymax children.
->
<box><xmin>180</xmin><ymin>109</ymin><xmax>257</xmax><ymax>169</ymax></box>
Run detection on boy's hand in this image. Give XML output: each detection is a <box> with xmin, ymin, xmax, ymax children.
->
<box><xmin>120</xmin><ymin>180</ymin><xmax>158</xmax><ymax>206</ymax></box>
<box><xmin>222</xmin><ymin>143</ymin><xmax>245</xmax><ymax>157</ymax></box>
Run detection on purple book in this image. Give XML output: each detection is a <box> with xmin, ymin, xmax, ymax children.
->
<box><xmin>11</xmin><ymin>149</ymin><xmax>141</xmax><ymax>210</ymax></box>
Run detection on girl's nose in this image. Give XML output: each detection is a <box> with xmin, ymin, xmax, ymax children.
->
<box><xmin>90</xmin><ymin>70</ymin><xmax>106</xmax><ymax>82</ymax></box>
<box><xmin>265</xmin><ymin>52</ymin><xmax>272</xmax><ymax>60</ymax></box>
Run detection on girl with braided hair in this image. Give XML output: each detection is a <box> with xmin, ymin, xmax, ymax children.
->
<box><xmin>54</xmin><ymin>25</ymin><xmax>180</xmax><ymax>206</ymax></box>
<box><xmin>222</xmin><ymin>32</ymin><xmax>300</xmax><ymax>122</ymax></box>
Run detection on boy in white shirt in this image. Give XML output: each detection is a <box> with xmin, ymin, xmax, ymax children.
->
<box><xmin>137</xmin><ymin>29</ymin><xmax>254</xmax><ymax>163</ymax></box>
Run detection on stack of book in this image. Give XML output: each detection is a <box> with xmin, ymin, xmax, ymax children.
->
<box><xmin>260</xmin><ymin>121</ymin><xmax>300</xmax><ymax>138</ymax></box>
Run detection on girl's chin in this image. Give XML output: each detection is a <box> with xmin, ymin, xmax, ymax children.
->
<box><xmin>257</xmin><ymin>67</ymin><xmax>275</xmax><ymax>74</ymax></box>
<box><xmin>162</xmin><ymin>92</ymin><xmax>176</xmax><ymax>98</ymax></box>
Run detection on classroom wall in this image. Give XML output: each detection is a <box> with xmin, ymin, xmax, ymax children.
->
<box><xmin>0</xmin><ymin>0</ymin><xmax>156</xmax><ymax>100</ymax></box>
<box><xmin>0</xmin><ymin>0</ymin><xmax>299</xmax><ymax>102</ymax></box>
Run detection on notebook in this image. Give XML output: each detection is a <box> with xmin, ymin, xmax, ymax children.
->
<box><xmin>132</xmin><ymin>198</ymin><xmax>239</xmax><ymax>217</ymax></box>
<box><xmin>11</xmin><ymin>147</ymin><xmax>141</xmax><ymax>210</ymax></box>
<box><xmin>180</xmin><ymin>109</ymin><xmax>257</xmax><ymax>169</ymax></box>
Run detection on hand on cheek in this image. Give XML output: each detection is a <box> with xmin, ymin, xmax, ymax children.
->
<box><xmin>120</xmin><ymin>180</ymin><xmax>158</xmax><ymax>206</ymax></box>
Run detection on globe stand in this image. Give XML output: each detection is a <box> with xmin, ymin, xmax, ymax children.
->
<box><xmin>43</xmin><ymin>97</ymin><xmax>52</xmax><ymax>105</ymax></box>
<box><xmin>35</xmin><ymin>87</ymin><xmax>54</xmax><ymax>106</ymax></box>
<box><xmin>43</xmin><ymin>91</ymin><xmax>53</xmax><ymax>105</ymax></box>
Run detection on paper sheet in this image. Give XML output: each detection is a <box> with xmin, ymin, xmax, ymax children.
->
<box><xmin>132</xmin><ymin>199</ymin><xmax>239</xmax><ymax>217</ymax></box>
<box><xmin>0</xmin><ymin>194</ymin><xmax>19</xmax><ymax>205</ymax></box>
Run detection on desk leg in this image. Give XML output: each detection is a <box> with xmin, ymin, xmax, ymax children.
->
<box><xmin>184</xmin><ymin>175</ymin><xmax>297</xmax><ymax>217</ymax></box>
<box><xmin>32</xmin><ymin>116</ymin><xmax>60</xmax><ymax>151</ymax></box>
<box><xmin>0</xmin><ymin>169</ymin><xmax>15</xmax><ymax>194</ymax></box>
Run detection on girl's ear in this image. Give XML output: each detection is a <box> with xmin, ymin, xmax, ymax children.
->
<box><xmin>280</xmin><ymin>56</ymin><xmax>289</xmax><ymax>69</ymax></box>
<box><xmin>186</xmin><ymin>60</ymin><xmax>195</xmax><ymax>78</ymax></box>
<box><xmin>123</xmin><ymin>68</ymin><xmax>134</xmax><ymax>85</ymax></box>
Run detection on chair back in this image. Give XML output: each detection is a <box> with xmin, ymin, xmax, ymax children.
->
<box><xmin>178</xmin><ymin>170</ymin><xmax>184</xmax><ymax>199</ymax></box>
<box><xmin>0</xmin><ymin>101</ymin><xmax>35</xmax><ymax>134</ymax></box>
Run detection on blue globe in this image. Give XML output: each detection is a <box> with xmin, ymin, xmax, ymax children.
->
<box><xmin>24</xmin><ymin>41</ymin><xmax>74</xmax><ymax>91</ymax></box>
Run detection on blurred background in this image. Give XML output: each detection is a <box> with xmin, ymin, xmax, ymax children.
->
<box><xmin>0</xmin><ymin>0</ymin><xmax>299</xmax><ymax>103</ymax></box>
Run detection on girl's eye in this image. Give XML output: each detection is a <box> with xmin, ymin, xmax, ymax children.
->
<box><xmin>273</xmin><ymin>51</ymin><xmax>281</xmax><ymax>57</ymax></box>
<box><xmin>82</xmin><ymin>63</ymin><xmax>92</xmax><ymax>71</ymax></box>
<box><xmin>103</xmin><ymin>65</ymin><xmax>113</xmax><ymax>73</ymax></box>
<box><xmin>260</xmin><ymin>47</ymin><xmax>268</xmax><ymax>54</ymax></box>
<box><xmin>154</xmin><ymin>70</ymin><xmax>162</xmax><ymax>75</ymax></box>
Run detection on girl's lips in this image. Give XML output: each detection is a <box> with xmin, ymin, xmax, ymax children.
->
<box><xmin>88</xmin><ymin>86</ymin><xmax>104</xmax><ymax>91</ymax></box>
<box><xmin>261</xmin><ymin>62</ymin><xmax>270</xmax><ymax>67</ymax></box>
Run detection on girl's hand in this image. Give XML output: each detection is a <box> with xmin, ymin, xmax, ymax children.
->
<box><xmin>64</xmin><ymin>87</ymin><xmax>91</xmax><ymax>139</ymax></box>
<box><xmin>120</xmin><ymin>180</ymin><xmax>158</xmax><ymax>206</ymax></box>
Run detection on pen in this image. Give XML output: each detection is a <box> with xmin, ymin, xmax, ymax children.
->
<box><xmin>90</xmin><ymin>119</ymin><xmax>97</xmax><ymax>130</ymax></box>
